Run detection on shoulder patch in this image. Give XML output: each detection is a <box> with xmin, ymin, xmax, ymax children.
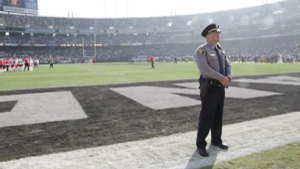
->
<box><xmin>198</xmin><ymin>49</ymin><xmax>204</xmax><ymax>54</ymax></box>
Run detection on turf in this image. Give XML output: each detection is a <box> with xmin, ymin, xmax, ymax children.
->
<box><xmin>0</xmin><ymin>63</ymin><xmax>299</xmax><ymax>165</ymax></box>
<box><xmin>1</xmin><ymin>62</ymin><xmax>300</xmax><ymax>91</ymax></box>
<box><xmin>206</xmin><ymin>142</ymin><xmax>300</xmax><ymax>169</ymax></box>
<box><xmin>0</xmin><ymin>73</ymin><xmax>299</xmax><ymax>162</ymax></box>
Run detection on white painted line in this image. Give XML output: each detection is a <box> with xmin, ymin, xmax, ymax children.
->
<box><xmin>1</xmin><ymin>112</ymin><xmax>299</xmax><ymax>169</ymax></box>
<box><xmin>111</xmin><ymin>83</ymin><xmax>280</xmax><ymax>110</ymax></box>
<box><xmin>111</xmin><ymin>86</ymin><xmax>201</xmax><ymax>110</ymax></box>
<box><xmin>0</xmin><ymin>91</ymin><xmax>88</xmax><ymax>128</ymax></box>
<box><xmin>174</xmin><ymin>82</ymin><xmax>281</xmax><ymax>99</ymax></box>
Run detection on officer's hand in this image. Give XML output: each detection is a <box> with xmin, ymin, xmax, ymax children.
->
<box><xmin>221</xmin><ymin>77</ymin><xmax>230</xmax><ymax>86</ymax></box>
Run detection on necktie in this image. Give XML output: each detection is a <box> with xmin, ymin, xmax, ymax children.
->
<box><xmin>214</xmin><ymin>47</ymin><xmax>225</xmax><ymax>75</ymax></box>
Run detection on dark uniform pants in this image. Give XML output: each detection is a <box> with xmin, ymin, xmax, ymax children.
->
<box><xmin>196</xmin><ymin>85</ymin><xmax>225</xmax><ymax>149</ymax></box>
<box><xmin>24</xmin><ymin>63</ymin><xmax>29</xmax><ymax>71</ymax></box>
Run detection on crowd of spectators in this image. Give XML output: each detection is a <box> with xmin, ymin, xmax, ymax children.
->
<box><xmin>0</xmin><ymin>32</ymin><xmax>190</xmax><ymax>45</ymax></box>
<box><xmin>2</xmin><ymin>16</ymin><xmax>300</xmax><ymax>46</ymax></box>
<box><xmin>0</xmin><ymin>0</ymin><xmax>298</xmax><ymax>31</ymax></box>
<box><xmin>0</xmin><ymin>33</ymin><xmax>299</xmax><ymax>64</ymax></box>
<box><xmin>0</xmin><ymin>0</ymin><xmax>300</xmax><ymax>63</ymax></box>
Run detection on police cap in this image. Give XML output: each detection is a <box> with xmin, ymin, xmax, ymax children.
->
<box><xmin>201</xmin><ymin>24</ymin><xmax>221</xmax><ymax>37</ymax></box>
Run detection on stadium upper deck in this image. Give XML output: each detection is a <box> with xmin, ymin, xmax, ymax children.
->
<box><xmin>0</xmin><ymin>0</ymin><xmax>298</xmax><ymax>37</ymax></box>
<box><xmin>0</xmin><ymin>0</ymin><xmax>299</xmax><ymax>63</ymax></box>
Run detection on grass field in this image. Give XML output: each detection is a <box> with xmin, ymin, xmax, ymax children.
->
<box><xmin>208</xmin><ymin>142</ymin><xmax>300</xmax><ymax>169</ymax></box>
<box><xmin>1</xmin><ymin>62</ymin><xmax>300</xmax><ymax>168</ymax></box>
<box><xmin>1</xmin><ymin>62</ymin><xmax>300</xmax><ymax>91</ymax></box>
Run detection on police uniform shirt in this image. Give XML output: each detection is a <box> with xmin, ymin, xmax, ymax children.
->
<box><xmin>194</xmin><ymin>43</ymin><xmax>232</xmax><ymax>82</ymax></box>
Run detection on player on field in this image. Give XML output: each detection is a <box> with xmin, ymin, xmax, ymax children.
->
<box><xmin>150</xmin><ymin>56</ymin><xmax>155</xmax><ymax>68</ymax></box>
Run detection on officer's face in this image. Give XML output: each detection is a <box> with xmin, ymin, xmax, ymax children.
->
<box><xmin>11</xmin><ymin>0</ymin><xmax>17</xmax><ymax>6</ymax></box>
<box><xmin>207</xmin><ymin>31</ymin><xmax>220</xmax><ymax>43</ymax></box>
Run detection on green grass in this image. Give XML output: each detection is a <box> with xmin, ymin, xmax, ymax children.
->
<box><xmin>1</xmin><ymin>62</ymin><xmax>300</xmax><ymax>91</ymax></box>
<box><xmin>1</xmin><ymin>62</ymin><xmax>299</xmax><ymax>166</ymax></box>
<box><xmin>206</xmin><ymin>142</ymin><xmax>300</xmax><ymax>169</ymax></box>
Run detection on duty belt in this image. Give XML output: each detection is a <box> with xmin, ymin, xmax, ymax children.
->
<box><xmin>200</xmin><ymin>78</ymin><xmax>223</xmax><ymax>87</ymax></box>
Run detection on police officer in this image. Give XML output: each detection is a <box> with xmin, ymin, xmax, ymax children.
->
<box><xmin>194</xmin><ymin>24</ymin><xmax>232</xmax><ymax>157</ymax></box>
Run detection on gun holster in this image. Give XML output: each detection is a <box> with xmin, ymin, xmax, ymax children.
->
<box><xmin>199</xmin><ymin>77</ymin><xmax>210</xmax><ymax>98</ymax></box>
<box><xmin>200</xmin><ymin>81</ymin><xmax>210</xmax><ymax>98</ymax></box>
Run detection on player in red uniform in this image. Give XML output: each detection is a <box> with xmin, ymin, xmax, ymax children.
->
<box><xmin>24</xmin><ymin>58</ymin><xmax>30</xmax><ymax>71</ymax></box>
<box><xmin>150</xmin><ymin>56</ymin><xmax>155</xmax><ymax>69</ymax></box>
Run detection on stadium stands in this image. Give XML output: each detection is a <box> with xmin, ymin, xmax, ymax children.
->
<box><xmin>0</xmin><ymin>0</ymin><xmax>299</xmax><ymax>63</ymax></box>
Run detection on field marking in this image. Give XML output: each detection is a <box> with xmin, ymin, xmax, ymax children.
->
<box><xmin>111</xmin><ymin>83</ymin><xmax>280</xmax><ymax>110</ymax></box>
<box><xmin>1</xmin><ymin>112</ymin><xmax>299</xmax><ymax>169</ymax></box>
<box><xmin>174</xmin><ymin>82</ymin><xmax>280</xmax><ymax>99</ymax></box>
<box><xmin>235</xmin><ymin>75</ymin><xmax>300</xmax><ymax>86</ymax></box>
<box><xmin>0</xmin><ymin>91</ymin><xmax>88</xmax><ymax>128</ymax></box>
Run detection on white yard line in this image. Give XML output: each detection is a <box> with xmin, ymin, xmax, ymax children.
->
<box><xmin>1</xmin><ymin>112</ymin><xmax>300</xmax><ymax>169</ymax></box>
